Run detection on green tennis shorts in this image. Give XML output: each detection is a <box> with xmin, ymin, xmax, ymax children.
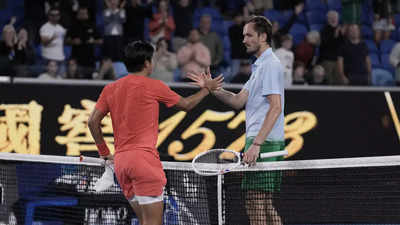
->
<box><xmin>241</xmin><ymin>138</ymin><xmax>285</xmax><ymax>192</ymax></box>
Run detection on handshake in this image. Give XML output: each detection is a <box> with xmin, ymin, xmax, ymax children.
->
<box><xmin>186</xmin><ymin>67</ymin><xmax>224</xmax><ymax>94</ymax></box>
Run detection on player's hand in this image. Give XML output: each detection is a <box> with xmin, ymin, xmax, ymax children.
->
<box><xmin>186</xmin><ymin>68</ymin><xmax>223</xmax><ymax>92</ymax></box>
<box><xmin>243</xmin><ymin>145</ymin><xmax>260</xmax><ymax>167</ymax></box>
<box><xmin>100</xmin><ymin>153</ymin><xmax>114</xmax><ymax>162</ymax></box>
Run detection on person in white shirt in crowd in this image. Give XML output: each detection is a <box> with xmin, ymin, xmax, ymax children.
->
<box><xmin>389</xmin><ymin>42</ymin><xmax>400</xmax><ymax>86</ymax></box>
<box><xmin>274</xmin><ymin>34</ymin><xmax>294</xmax><ymax>87</ymax></box>
<box><xmin>38</xmin><ymin>60</ymin><xmax>61</xmax><ymax>79</ymax></box>
<box><xmin>39</xmin><ymin>7</ymin><xmax>67</xmax><ymax>75</ymax></box>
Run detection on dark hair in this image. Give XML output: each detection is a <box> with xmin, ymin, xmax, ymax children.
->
<box><xmin>245</xmin><ymin>16</ymin><xmax>273</xmax><ymax>45</ymax></box>
<box><xmin>123</xmin><ymin>41</ymin><xmax>154</xmax><ymax>73</ymax></box>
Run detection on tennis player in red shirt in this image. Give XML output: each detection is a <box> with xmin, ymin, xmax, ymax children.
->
<box><xmin>88</xmin><ymin>41</ymin><xmax>223</xmax><ymax>225</ymax></box>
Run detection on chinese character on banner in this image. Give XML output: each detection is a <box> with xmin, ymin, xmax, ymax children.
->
<box><xmin>0</xmin><ymin>101</ymin><xmax>43</xmax><ymax>154</ymax></box>
<box><xmin>55</xmin><ymin>99</ymin><xmax>114</xmax><ymax>156</ymax></box>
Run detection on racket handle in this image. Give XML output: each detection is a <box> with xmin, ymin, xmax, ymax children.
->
<box><xmin>80</xmin><ymin>155</ymin><xmax>105</xmax><ymax>164</ymax></box>
<box><xmin>260</xmin><ymin>149</ymin><xmax>288</xmax><ymax>158</ymax></box>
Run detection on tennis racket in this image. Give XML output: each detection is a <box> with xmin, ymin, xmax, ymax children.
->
<box><xmin>192</xmin><ymin>149</ymin><xmax>288</xmax><ymax>176</ymax></box>
<box><xmin>80</xmin><ymin>156</ymin><xmax>115</xmax><ymax>192</ymax></box>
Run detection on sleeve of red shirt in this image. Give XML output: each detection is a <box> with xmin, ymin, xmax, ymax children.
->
<box><xmin>95</xmin><ymin>85</ymin><xmax>110</xmax><ymax>114</ymax></box>
<box><xmin>154</xmin><ymin>80</ymin><xmax>181</xmax><ymax>107</ymax></box>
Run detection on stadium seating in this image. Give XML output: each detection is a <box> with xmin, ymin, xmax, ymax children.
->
<box><xmin>289</xmin><ymin>23</ymin><xmax>309</xmax><ymax>45</ymax></box>
<box><xmin>365</xmin><ymin>39</ymin><xmax>379</xmax><ymax>54</ymax></box>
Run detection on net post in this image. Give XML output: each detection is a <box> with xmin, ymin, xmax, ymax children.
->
<box><xmin>217</xmin><ymin>174</ymin><xmax>223</xmax><ymax>225</ymax></box>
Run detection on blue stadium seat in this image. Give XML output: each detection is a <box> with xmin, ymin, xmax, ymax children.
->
<box><xmin>306</xmin><ymin>11</ymin><xmax>326</xmax><ymax>25</ymax></box>
<box><xmin>305</xmin><ymin>0</ymin><xmax>328</xmax><ymax>11</ymax></box>
<box><xmin>222</xmin><ymin>20</ymin><xmax>233</xmax><ymax>36</ymax></box>
<box><xmin>394</xmin><ymin>14</ymin><xmax>400</xmax><ymax>27</ymax></box>
<box><xmin>380</xmin><ymin>39</ymin><xmax>396</xmax><ymax>54</ymax></box>
<box><xmin>64</xmin><ymin>46</ymin><xmax>72</xmax><ymax>60</ymax></box>
<box><xmin>193</xmin><ymin>7</ymin><xmax>222</xmax><ymax>21</ymax></box>
<box><xmin>327</xmin><ymin>0</ymin><xmax>342</xmax><ymax>11</ymax></box>
<box><xmin>369</xmin><ymin>53</ymin><xmax>380</xmax><ymax>68</ymax></box>
<box><xmin>113</xmin><ymin>62</ymin><xmax>128</xmax><ymax>78</ymax></box>
<box><xmin>295</xmin><ymin>11</ymin><xmax>308</xmax><ymax>25</ymax></box>
<box><xmin>365</xmin><ymin>39</ymin><xmax>379</xmax><ymax>54</ymax></box>
<box><xmin>380</xmin><ymin>53</ymin><xmax>395</xmax><ymax>73</ymax></box>
<box><xmin>360</xmin><ymin>7</ymin><xmax>373</xmax><ymax>25</ymax></box>
<box><xmin>289</xmin><ymin>23</ymin><xmax>308</xmax><ymax>45</ymax></box>
<box><xmin>280</xmin><ymin>10</ymin><xmax>294</xmax><ymax>26</ymax></box>
<box><xmin>361</xmin><ymin>25</ymin><xmax>373</xmax><ymax>40</ymax></box>
<box><xmin>372</xmin><ymin>68</ymin><xmax>395</xmax><ymax>86</ymax></box>
<box><xmin>310</xmin><ymin>24</ymin><xmax>324</xmax><ymax>31</ymax></box>
<box><xmin>264</xmin><ymin>9</ymin><xmax>283</xmax><ymax>24</ymax></box>
<box><xmin>223</xmin><ymin>35</ymin><xmax>231</xmax><ymax>50</ymax></box>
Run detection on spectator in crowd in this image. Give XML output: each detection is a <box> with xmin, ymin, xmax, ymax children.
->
<box><xmin>319</xmin><ymin>10</ymin><xmax>346</xmax><ymax>85</ymax></box>
<box><xmin>271</xmin><ymin>2</ymin><xmax>304</xmax><ymax>49</ymax></box>
<box><xmin>24</xmin><ymin>0</ymin><xmax>47</xmax><ymax>44</ymax></box>
<box><xmin>228</xmin><ymin>11</ymin><xmax>249</xmax><ymax>82</ymax></box>
<box><xmin>338</xmin><ymin>24</ymin><xmax>372</xmax><ymax>85</ymax></box>
<box><xmin>308</xmin><ymin>65</ymin><xmax>327</xmax><ymax>85</ymax></box>
<box><xmin>292</xmin><ymin>61</ymin><xmax>307</xmax><ymax>85</ymax></box>
<box><xmin>230</xmin><ymin>59</ymin><xmax>251</xmax><ymax>83</ymax></box>
<box><xmin>275</xmin><ymin>34</ymin><xmax>294</xmax><ymax>87</ymax></box>
<box><xmin>14</xmin><ymin>28</ymin><xmax>36</xmax><ymax>77</ymax></box>
<box><xmin>389</xmin><ymin>42</ymin><xmax>400</xmax><ymax>86</ymax></box>
<box><xmin>244</xmin><ymin>0</ymin><xmax>273</xmax><ymax>15</ymax></box>
<box><xmin>149</xmin><ymin>0</ymin><xmax>176</xmax><ymax>44</ymax></box>
<box><xmin>295</xmin><ymin>30</ymin><xmax>320</xmax><ymax>69</ymax></box>
<box><xmin>39</xmin><ymin>7</ymin><xmax>67</xmax><ymax>75</ymax></box>
<box><xmin>177</xmin><ymin>28</ymin><xmax>211</xmax><ymax>81</ymax></box>
<box><xmin>92</xmin><ymin>57</ymin><xmax>117</xmax><ymax>80</ymax></box>
<box><xmin>38</xmin><ymin>60</ymin><xmax>61</xmax><ymax>79</ymax></box>
<box><xmin>171</xmin><ymin>0</ymin><xmax>197</xmax><ymax>52</ymax></box>
<box><xmin>66</xmin><ymin>6</ymin><xmax>103</xmax><ymax>78</ymax></box>
<box><xmin>63</xmin><ymin>58</ymin><xmax>84</xmax><ymax>79</ymax></box>
<box><xmin>151</xmin><ymin>38</ymin><xmax>178</xmax><ymax>82</ymax></box>
<box><xmin>341</xmin><ymin>0</ymin><xmax>362</xmax><ymax>25</ymax></box>
<box><xmin>124</xmin><ymin>0</ymin><xmax>153</xmax><ymax>43</ymax></box>
<box><xmin>103</xmin><ymin>0</ymin><xmax>126</xmax><ymax>61</ymax></box>
<box><xmin>372</xmin><ymin>0</ymin><xmax>395</xmax><ymax>43</ymax></box>
<box><xmin>0</xmin><ymin>24</ymin><xmax>17</xmax><ymax>76</ymax></box>
<box><xmin>198</xmin><ymin>14</ymin><xmax>223</xmax><ymax>75</ymax></box>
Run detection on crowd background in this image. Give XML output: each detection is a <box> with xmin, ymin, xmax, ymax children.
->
<box><xmin>0</xmin><ymin>0</ymin><xmax>400</xmax><ymax>86</ymax></box>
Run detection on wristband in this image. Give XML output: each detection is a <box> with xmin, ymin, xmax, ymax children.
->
<box><xmin>96</xmin><ymin>141</ymin><xmax>110</xmax><ymax>156</ymax></box>
<box><xmin>253</xmin><ymin>142</ymin><xmax>262</xmax><ymax>146</ymax></box>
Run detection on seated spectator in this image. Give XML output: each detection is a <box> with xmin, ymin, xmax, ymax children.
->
<box><xmin>198</xmin><ymin>14</ymin><xmax>223</xmax><ymax>75</ymax></box>
<box><xmin>39</xmin><ymin>7</ymin><xmax>67</xmax><ymax>74</ymax></box>
<box><xmin>244</xmin><ymin>0</ymin><xmax>273</xmax><ymax>15</ymax></box>
<box><xmin>292</xmin><ymin>61</ymin><xmax>307</xmax><ymax>85</ymax></box>
<box><xmin>149</xmin><ymin>0</ymin><xmax>176</xmax><ymax>44</ymax></box>
<box><xmin>171</xmin><ymin>0</ymin><xmax>196</xmax><ymax>52</ymax></box>
<box><xmin>389</xmin><ymin>42</ymin><xmax>400</xmax><ymax>86</ymax></box>
<box><xmin>271</xmin><ymin>2</ymin><xmax>304</xmax><ymax>49</ymax></box>
<box><xmin>307</xmin><ymin>65</ymin><xmax>327</xmax><ymax>85</ymax></box>
<box><xmin>275</xmin><ymin>34</ymin><xmax>294</xmax><ymax>87</ymax></box>
<box><xmin>295</xmin><ymin>30</ymin><xmax>320</xmax><ymax>69</ymax></box>
<box><xmin>66</xmin><ymin>6</ymin><xmax>103</xmax><ymax>78</ymax></box>
<box><xmin>337</xmin><ymin>24</ymin><xmax>371</xmax><ymax>85</ymax></box>
<box><xmin>372</xmin><ymin>0</ymin><xmax>395</xmax><ymax>43</ymax></box>
<box><xmin>64</xmin><ymin>58</ymin><xmax>86</xmax><ymax>79</ymax></box>
<box><xmin>319</xmin><ymin>10</ymin><xmax>346</xmax><ymax>85</ymax></box>
<box><xmin>38</xmin><ymin>60</ymin><xmax>61</xmax><ymax>79</ymax></box>
<box><xmin>92</xmin><ymin>57</ymin><xmax>117</xmax><ymax>80</ymax></box>
<box><xmin>0</xmin><ymin>24</ymin><xmax>17</xmax><ymax>76</ymax></box>
<box><xmin>228</xmin><ymin>11</ymin><xmax>249</xmax><ymax>82</ymax></box>
<box><xmin>177</xmin><ymin>28</ymin><xmax>211</xmax><ymax>80</ymax></box>
<box><xmin>14</xmin><ymin>28</ymin><xmax>36</xmax><ymax>77</ymax></box>
<box><xmin>103</xmin><ymin>0</ymin><xmax>126</xmax><ymax>61</ymax></box>
<box><xmin>230</xmin><ymin>59</ymin><xmax>251</xmax><ymax>83</ymax></box>
<box><xmin>151</xmin><ymin>38</ymin><xmax>178</xmax><ymax>82</ymax></box>
<box><xmin>124</xmin><ymin>0</ymin><xmax>153</xmax><ymax>43</ymax></box>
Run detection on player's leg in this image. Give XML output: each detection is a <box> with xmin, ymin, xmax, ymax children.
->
<box><xmin>130</xmin><ymin>199</ymin><xmax>144</xmax><ymax>225</ymax></box>
<box><xmin>246</xmin><ymin>190</ymin><xmax>267</xmax><ymax>225</ymax></box>
<box><xmin>264</xmin><ymin>193</ymin><xmax>282</xmax><ymax>225</ymax></box>
<box><xmin>134</xmin><ymin>195</ymin><xmax>164</xmax><ymax>225</ymax></box>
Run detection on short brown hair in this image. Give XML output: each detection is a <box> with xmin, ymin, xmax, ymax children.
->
<box><xmin>245</xmin><ymin>16</ymin><xmax>273</xmax><ymax>45</ymax></box>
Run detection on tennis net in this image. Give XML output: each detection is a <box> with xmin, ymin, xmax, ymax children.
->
<box><xmin>0</xmin><ymin>153</ymin><xmax>400</xmax><ymax>225</ymax></box>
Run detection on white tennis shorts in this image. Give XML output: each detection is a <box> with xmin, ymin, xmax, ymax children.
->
<box><xmin>129</xmin><ymin>194</ymin><xmax>164</xmax><ymax>205</ymax></box>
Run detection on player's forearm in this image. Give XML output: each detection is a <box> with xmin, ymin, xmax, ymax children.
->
<box><xmin>253</xmin><ymin>104</ymin><xmax>282</xmax><ymax>145</ymax></box>
<box><xmin>212</xmin><ymin>89</ymin><xmax>242</xmax><ymax>110</ymax></box>
<box><xmin>180</xmin><ymin>88</ymin><xmax>209</xmax><ymax>111</ymax></box>
<box><xmin>88</xmin><ymin>120</ymin><xmax>105</xmax><ymax>144</ymax></box>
